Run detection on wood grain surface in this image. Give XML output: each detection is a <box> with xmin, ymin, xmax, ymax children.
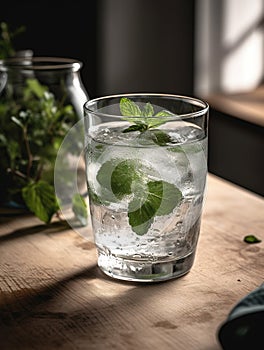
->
<box><xmin>0</xmin><ymin>173</ymin><xmax>263</xmax><ymax>350</ymax></box>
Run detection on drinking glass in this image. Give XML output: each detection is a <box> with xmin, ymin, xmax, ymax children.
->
<box><xmin>83</xmin><ymin>93</ymin><xmax>209</xmax><ymax>282</ymax></box>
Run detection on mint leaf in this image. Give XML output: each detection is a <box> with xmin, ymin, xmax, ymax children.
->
<box><xmin>72</xmin><ymin>193</ymin><xmax>88</xmax><ymax>226</ymax></box>
<box><xmin>150</xmin><ymin>129</ymin><xmax>172</xmax><ymax>146</ymax></box>
<box><xmin>96</xmin><ymin>160</ymin><xmax>116</xmax><ymax>189</ymax></box>
<box><xmin>120</xmin><ymin>98</ymin><xmax>149</xmax><ymax>131</ymax></box>
<box><xmin>156</xmin><ymin>181</ymin><xmax>182</xmax><ymax>216</ymax></box>
<box><xmin>96</xmin><ymin>160</ymin><xmax>119</xmax><ymax>202</ymax></box>
<box><xmin>96</xmin><ymin>157</ymin><xmax>182</xmax><ymax>235</ymax></box>
<box><xmin>146</xmin><ymin>118</ymin><xmax>168</xmax><ymax>129</ymax></box>
<box><xmin>155</xmin><ymin>110</ymin><xmax>175</xmax><ymax>117</ymax></box>
<box><xmin>128</xmin><ymin>180</ymin><xmax>182</xmax><ymax>235</ymax></box>
<box><xmin>119</xmin><ymin>97</ymin><xmax>175</xmax><ymax>133</ymax></box>
<box><xmin>141</xmin><ymin>102</ymin><xmax>154</xmax><ymax>117</ymax></box>
<box><xmin>244</xmin><ymin>235</ymin><xmax>262</xmax><ymax>244</ymax></box>
<box><xmin>129</xmin><ymin>216</ymin><xmax>153</xmax><ymax>236</ymax></box>
<box><xmin>96</xmin><ymin>159</ymin><xmax>142</xmax><ymax>201</ymax></box>
<box><xmin>22</xmin><ymin>180</ymin><xmax>59</xmax><ymax>223</ymax></box>
<box><xmin>120</xmin><ymin>97</ymin><xmax>141</xmax><ymax>117</ymax></box>
<box><xmin>111</xmin><ymin>160</ymin><xmax>139</xmax><ymax>199</ymax></box>
<box><xmin>123</xmin><ymin>123</ymin><xmax>148</xmax><ymax>133</ymax></box>
<box><xmin>128</xmin><ymin>181</ymin><xmax>161</xmax><ymax>235</ymax></box>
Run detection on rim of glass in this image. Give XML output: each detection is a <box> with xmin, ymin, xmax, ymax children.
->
<box><xmin>0</xmin><ymin>56</ymin><xmax>82</xmax><ymax>71</ymax></box>
<box><xmin>84</xmin><ymin>93</ymin><xmax>209</xmax><ymax>120</ymax></box>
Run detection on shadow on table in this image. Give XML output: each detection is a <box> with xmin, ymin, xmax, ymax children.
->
<box><xmin>0</xmin><ymin>261</ymin><xmax>197</xmax><ymax>349</ymax></box>
<box><xmin>0</xmin><ymin>218</ymin><xmax>71</xmax><ymax>244</ymax></box>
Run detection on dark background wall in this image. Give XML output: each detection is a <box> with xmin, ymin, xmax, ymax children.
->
<box><xmin>1</xmin><ymin>0</ymin><xmax>195</xmax><ymax>99</ymax></box>
<box><xmin>2</xmin><ymin>1</ymin><xmax>263</xmax><ymax>197</ymax></box>
<box><xmin>96</xmin><ymin>0</ymin><xmax>195</xmax><ymax>96</ymax></box>
<box><xmin>208</xmin><ymin>108</ymin><xmax>264</xmax><ymax>196</ymax></box>
<box><xmin>1</xmin><ymin>0</ymin><xmax>97</xmax><ymax>98</ymax></box>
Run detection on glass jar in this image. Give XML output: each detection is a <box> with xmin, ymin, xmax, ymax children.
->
<box><xmin>0</xmin><ymin>57</ymin><xmax>89</xmax><ymax>222</ymax></box>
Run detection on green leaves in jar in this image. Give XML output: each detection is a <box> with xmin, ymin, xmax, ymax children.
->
<box><xmin>0</xmin><ymin>77</ymin><xmax>87</xmax><ymax>224</ymax></box>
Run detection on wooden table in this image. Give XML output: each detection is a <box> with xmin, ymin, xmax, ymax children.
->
<box><xmin>0</xmin><ymin>173</ymin><xmax>263</xmax><ymax>350</ymax></box>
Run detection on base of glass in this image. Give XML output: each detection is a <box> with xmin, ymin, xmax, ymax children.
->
<box><xmin>97</xmin><ymin>248</ymin><xmax>196</xmax><ymax>282</ymax></box>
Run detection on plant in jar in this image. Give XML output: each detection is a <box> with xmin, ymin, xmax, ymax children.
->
<box><xmin>0</xmin><ymin>22</ymin><xmax>88</xmax><ymax>225</ymax></box>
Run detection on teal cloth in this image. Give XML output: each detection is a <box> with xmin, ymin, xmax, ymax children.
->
<box><xmin>218</xmin><ymin>283</ymin><xmax>264</xmax><ymax>349</ymax></box>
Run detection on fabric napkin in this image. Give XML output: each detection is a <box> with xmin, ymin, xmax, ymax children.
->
<box><xmin>218</xmin><ymin>282</ymin><xmax>264</xmax><ymax>349</ymax></box>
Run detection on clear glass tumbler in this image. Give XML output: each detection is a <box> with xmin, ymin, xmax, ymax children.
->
<box><xmin>84</xmin><ymin>93</ymin><xmax>209</xmax><ymax>282</ymax></box>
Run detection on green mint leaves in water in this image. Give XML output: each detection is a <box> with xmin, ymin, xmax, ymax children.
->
<box><xmin>96</xmin><ymin>159</ymin><xmax>182</xmax><ymax>235</ymax></box>
<box><xmin>120</xmin><ymin>97</ymin><xmax>174</xmax><ymax>134</ymax></box>
<box><xmin>96</xmin><ymin>98</ymin><xmax>182</xmax><ymax>235</ymax></box>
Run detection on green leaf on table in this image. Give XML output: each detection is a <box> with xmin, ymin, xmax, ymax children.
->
<box><xmin>22</xmin><ymin>180</ymin><xmax>59</xmax><ymax>223</ymax></box>
<box><xmin>72</xmin><ymin>193</ymin><xmax>88</xmax><ymax>226</ymax></box>
<box><xmin>243</xmin><ymin>235</ymin><xmax>262</xmax><ymax>244</ymax></box>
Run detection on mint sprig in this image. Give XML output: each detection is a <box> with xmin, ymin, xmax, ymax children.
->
<box><xmin>96</xmin><ymin>157</ymin><xmax>182</xmax><ymax>235</ymax></box>
<box><xmin>120</xmin><ymin>97</ymin><xmax>175</xmax><ymax>136</ymax></box>
<box><xmin>92</xmin><ymin>98</ymin><xmax>183</xmax><ymax>235</ymax></box>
